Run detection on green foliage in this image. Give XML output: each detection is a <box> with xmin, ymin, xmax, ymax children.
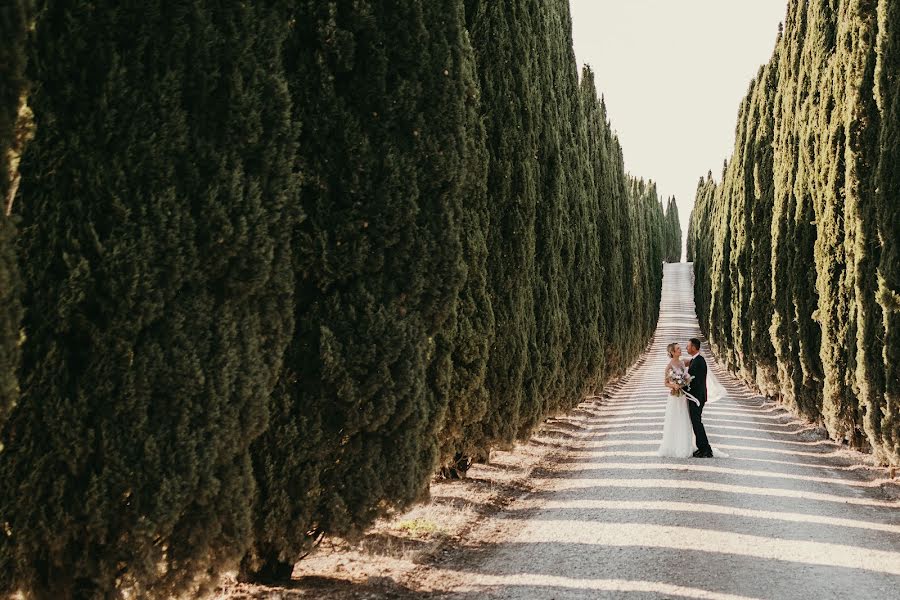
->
<box><xmin>0</xmin><ymin>2</ymin><xmax>298</xmax><ymax>596</ymax></box>
<box><xmin>0</xmin><ymin>0</ymin><xmax>29</xmax><ymax>432</ymax></box>
<box><xmin>688</xmin><ymin>0</ymin><xmax>899</xmax><ymax>464</ymax></box>
<box><xmin>241</xmin><ymin>0</ymin><xmax>478</xmax><ymax>576</ymax></box>
<box><xmin>872</xmin><ymin>0</ymin><xmax>900</xmax><ymax>463</ymax></box>
<box><xmin>435</xmin><ymin>17</ymin><xmax>496</xmax><ymax>467</ymax></box>
<box><xmin>581</xmin><ymin>77</ymin><xmax>628</xmax><ymax>371</ymax></box>
<box><xmin>465</xmin><ymin>0</ymin><xmax>539</xmax><ymax>450</ymax></box>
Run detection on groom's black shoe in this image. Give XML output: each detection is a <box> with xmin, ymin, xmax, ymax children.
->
<box><xmin>692</xmin><ymin>449</ymin><xmax>703</xmax><ymax>458</ymax></box>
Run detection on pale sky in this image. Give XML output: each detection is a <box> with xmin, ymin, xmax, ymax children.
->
<box><xmin>570</xmin><ymin>0</ymin><xmax>787</xmax><ymax>258</ymax></box>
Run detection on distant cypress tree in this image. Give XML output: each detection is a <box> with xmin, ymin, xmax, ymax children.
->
<box><xmin>663</xmin><ymin>196</ymin><xmax>681</xmax><ymax>262</ymax></box>
<box><xmin>0</xmin><ymin>3</ymin><xmax>298</xmax><ymax>596</ymax></box>
<box><xmin>726</xmin><ymin>86</ymin><xmax>753</xmax><ymax>372</ymax></box>
<box><xmin>688</xmin><ymin>175</ymin><xmax>715</xmax><ymax>336</ymax></box>
<box><xmin>0</xmin><ymin>0</ymin><xmax>29</xmax><ymax>430</ymax></box>
<box><xmin>647</xmin><ymin>184</ymin><xmax>665</xmax><ymax>330</ymax></box>
<box><xmin>626</xmin><ymin>178</ymin><xmax>665</xmax><ymax>343</ymax></box>
<box><xmin>241</xmin><ymin>0</ymin><xmax>477</xmax><ymax>580</ymax></box>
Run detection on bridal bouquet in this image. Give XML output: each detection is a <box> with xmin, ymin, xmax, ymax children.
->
<box><xmin>667</xmin><ymin>368</ymin><xmax>693</xmax><ymax>397</ymax></box>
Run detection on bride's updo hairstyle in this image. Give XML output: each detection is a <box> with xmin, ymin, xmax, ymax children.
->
<box><xmin>666</xmin><ymin>342</ymin><xmax>678</xmax><ymax>358</ymax></box>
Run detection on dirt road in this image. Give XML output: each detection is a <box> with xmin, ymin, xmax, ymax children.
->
<box><xmin>421</xmin><ymin>263</ymin><xmax>900</xmax><ymax>599</ymax></box>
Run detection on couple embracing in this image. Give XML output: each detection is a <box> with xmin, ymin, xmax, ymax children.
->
<box><xmin>656</xmin><ymin>338</ymin><xmax>728</xmax><ymax>459</ymax></box>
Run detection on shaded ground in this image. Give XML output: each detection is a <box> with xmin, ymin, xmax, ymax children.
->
<box><xmin>217</xmin><ymin>263</ymin><xmax>900</xmax><ymax>599</ymax></box>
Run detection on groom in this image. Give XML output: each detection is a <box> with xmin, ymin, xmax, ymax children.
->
<box><xmin>684</xmin><ymin>338</ymin><xmax>713</xmax><ymax>458</ymax></box>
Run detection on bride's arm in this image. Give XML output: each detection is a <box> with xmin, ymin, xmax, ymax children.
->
<box><xmin>663</xmin><ymin>366</ymin><xmax>677</xmax><ymax>390</ymax></box>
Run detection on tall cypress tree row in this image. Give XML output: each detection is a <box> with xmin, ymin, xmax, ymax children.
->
<box><xmin>240</xmin><ymin>0</ymin><xmax>479</xmax><ymax>580</ymax></box>
<box><xmin>0</xmin><ymin>3</ymin><xmax>298</xmax><ymax>597</ymax></box>
<box><xmin>690</xmin><ymin>0</ymin><xmax>899</xmax><ymax>464</ymax></box>
<box><xmin>0</xmin><ymin>0</ymin><xmax>29</xmax><ymax>430</ymax></box>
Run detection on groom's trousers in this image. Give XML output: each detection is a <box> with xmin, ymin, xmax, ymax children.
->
<box><xmin>689</xmin><ymin>399</ymin><xmax>712</xmax><ymax>454</ymax></box>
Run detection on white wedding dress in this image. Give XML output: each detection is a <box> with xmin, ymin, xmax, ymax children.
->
<box><xmin>656</xmin><ymin>362</ymin><xmax>696</xmax><ymax>458</ymax></box>
<box><xmin>656</xmin><ymin>359</ymin><xmax>729</xmax><ymax>458</ymax></box>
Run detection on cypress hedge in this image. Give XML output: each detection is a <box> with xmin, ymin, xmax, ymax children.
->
<box><xmin>0</xmin><ymin>2</ymin><xmax>298</xmax><ymax>596</ymax></box>
<box><xmin>688</xmin><ymin>0</ymin><xmax>900</xmax><ymax>464</ymax></box>
<box><xmin>0</xmin><ymin>1</ymin><xmax>672</xmax><ymax>595</ymax></box>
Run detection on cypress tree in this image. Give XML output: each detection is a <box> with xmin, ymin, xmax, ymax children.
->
<box><xmin>241</xmin><ymin>0</ymin><xmax>477</xmax><ymax>579</ymax></box>
<box><xmin>436</xmin><ymin>19</ymin><xmax>495</xmax><ymax>472</ymax></box>
<box><xmin>581</xmin><ymin>70</ymin><xmax>625</xmax><ymax>375</ymax></box>
<box><xmin>709</xmin><ymin>167</ymin><xmax>734</xmax><ymax>358</ymax></box>
<box><xmin>549</xmin><ymin>2</ymin><xmax>604</xmax><ymax>408</ymax></box>
<box><xmin>688</xmin><ymin>174</ymin><xmax>717</xmax><ymax>339</ymax></box>
<box><xmin>811</xmin><ymin>0</ymin><xmax>882</xmax><ymax>446</ymax></box>
<box><xmin>564</xmin><ymin>71</ymin><xmax>600</xmax><ymax>399</ymax></box>
<box><xmin>0</xmin><ymin>0</ymin><xmax>29</xmax><ymax>431</ymax></box>
<box><xmin>873</xmin><ymin>0</ymin><xmax>900</xmax><ymax>463</ymax></box>
<box><xmin>728</xmin><ymin>85</ymin><xmax>754</xmax><ymax>373</ymax></box>
<box><xmin>466</xmin><ymin>0</ymin><xmax>539</xmax><ymax>450</ymax></box>
<box><xmin>769</xmin><ymin>3</ymin><xmax>806</xmax><ymax>414</ymax></box>
<box><xmin>788</xmin><ymin>2</ymin><xmax>825</xmax><ymax>418</ymax></box>
<box><xmin>748</xmin><ymin>60</ymin><xmax>779</xmax><ymax>395</ymax></box>
<box><xmin>601</xmin><ymin>113</ymin><xmax>634</xmax><ymax>369</ymax></box>
<box><xmin>0</xmin><ymin>3</ymin><xmax>298</xmax><ymax>596</ymax></box>
<box><xmin>664</xmin><ymin>196</ymin><xmax>681</xmax><ymax>262</ymax></box>
<box><xmin>526</xmin><ymin>0</ymin><xmax>570</xmax><ymax>430</ymax></box>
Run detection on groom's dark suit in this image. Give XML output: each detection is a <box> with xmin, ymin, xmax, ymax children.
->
<box><xmin>686</xmin><ymin>353</ymin><xmax>712</xmax><ymax>455</ymax></box>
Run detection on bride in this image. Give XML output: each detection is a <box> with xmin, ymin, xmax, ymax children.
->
<box><xmin>656</xmin><ymin>342</ymin><xmax>728</xmax><ymax>458</ymax></box>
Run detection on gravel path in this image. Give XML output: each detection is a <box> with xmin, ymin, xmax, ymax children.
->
<box><xmin>426</xmin><ymin>263</ymin><xmax>900</xmax><ymax>600</ymax></box>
